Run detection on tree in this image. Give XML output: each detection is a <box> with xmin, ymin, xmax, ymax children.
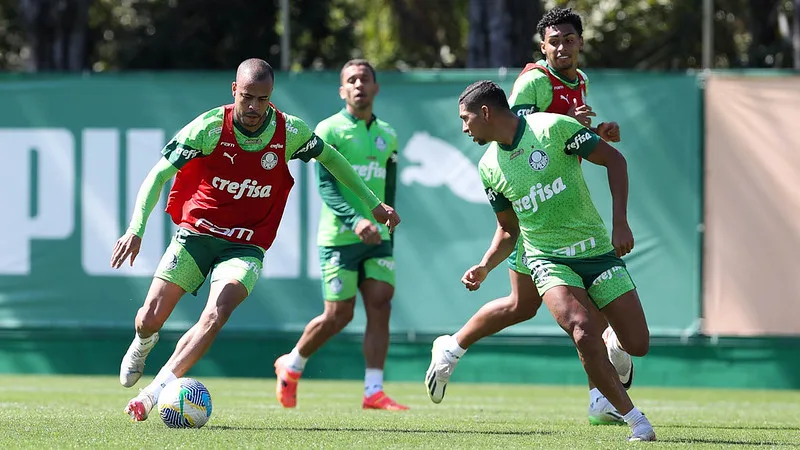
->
<box><xmin>0</xmin><ymin>0</ymin><xmax>795</xmax><ymax>71</ymax></box>
<box><xmin>795</xmin><ymin>0</ymin><xmax>800</xmax><ymax>68</ymax></box>
<box><xmin>17</xmin><ymin>0</ymin><xmax>90</xmax><ymax>71</ymax></box>
<box><xmin>467</xmin><ymin>0</ymin><xmax>542</xmax><ymax>68</ymax></box>
<box><xmin>546</xmin><ymin>0</ymin><xmax>796</xmax><ymax>69</ymax></box>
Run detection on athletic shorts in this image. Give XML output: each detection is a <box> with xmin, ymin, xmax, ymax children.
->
<box><xmin>318</xmin><ymin>241</ymin><xmax>395</xmax><ymax>301</ymax></box>
<box><xmin>527</xmin><ymin>251</ymin><xmax>636</xmax><ymax>309</ymax></box>
<box><xmin>506</xmin><ymin>237</ymin><xmax>531</xmax><ymax>275</ymax></box>
<box><xmin>154</xmin><ymin>227</ymin><xmax>265</xmax><ymax>295</ymax></box>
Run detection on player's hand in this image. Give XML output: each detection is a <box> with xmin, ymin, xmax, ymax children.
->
<box><xmin>354</xmin><ymin>218</ymin><xmax>382</xmax><ymax>245</ymax></box>
<box><xmin>111</xmin><ymin>232</ymin><xmax>142</xmax><ymax>268</ymax></box>
<box><xmin>568</xmin><ymin>98</ymin><xmax>596</xmax><ymax>127</ymax></box>
<box><xmin>612</xmin><ymin>220</ymin><xmax>634</xmax><ymax>257</ymax></box>
<box><xmin>596</xmin><ymin>122</ymin><xmax>621</xmax><ymax>142</ymax></box>
<box><xmin>371</xmin><ymin>203</ymin><xmax>401</xmax><ymax>233</ymax></box>
<box><xmin>461</xmin><ymin>265</ymin><xmax>490</xmax><ymax>291</ymax></box>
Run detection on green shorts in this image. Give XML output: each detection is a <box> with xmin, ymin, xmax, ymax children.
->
<box><xmin>319</xmin><ymin>241</ymin><xmax>395</xmax><ymax>301</ymax></box>
<box><xmin>507</xmin><ymin>237</ymin><xmax>531</xmax><ymax>275</ymax></box>
<box><xmin>154</xmin><ymin>228</ymin><xmax>265</xmax><ymax>295</ymax></box>
<box><xmin>527</xmin><ymin>251</ymin><xmax>636</xmax><ymax>309</ymax></box>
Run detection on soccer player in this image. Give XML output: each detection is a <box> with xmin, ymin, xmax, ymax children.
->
<box><xmin>450</xmin><ymin>80</ymin><xmax>655</xmax><ymax>441</ymax></box>
<box><xmin>112</xmin><ymin>58</ymin><xmax>400</xmax><ymax>422</ymax></box>
<box><xmin>425</xmin><ymin>7</ymin><xmax>632</xmax><ymax>426</ymax></box>
<box><xmin>274</xmin><ymin>59</ymin><xmax>407</xmax><ymax>411</ymax></box>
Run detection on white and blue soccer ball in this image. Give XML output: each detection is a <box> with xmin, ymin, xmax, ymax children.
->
<box><xmin>157</xmin><ymin>377</ymin><xmax>212</xmax><ymax>428</ymax></box>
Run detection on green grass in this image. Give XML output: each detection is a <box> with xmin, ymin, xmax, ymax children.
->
<box><xmin>0</xmin><ymin>375</ymin><xmax>798</xmax><ymax>449</ymax></box>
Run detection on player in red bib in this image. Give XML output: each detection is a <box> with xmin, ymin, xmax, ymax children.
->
<box><xmin>111</xmin><ymin>58</ymin><xmax>400</xmax><ymax>422</ymax></box>
<box><xmin>426</xmin><ymin>8</ymin><xmax>643</xmax><ymax>427</ymax></box>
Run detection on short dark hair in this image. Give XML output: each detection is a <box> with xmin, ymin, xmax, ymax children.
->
<box><xmin>341</xmin><ymin>59</ymin><xmax>377</xmax><ymax>83</ymax></box>
<box><xmin>537</xmin><ymin>7</ymin><xmax>583</xmax><ymax>40</ymax></box>
<box><xmin>458</xmin><ymin>80</ymin><xmax>510</xmax><ymax>112</ymax></box>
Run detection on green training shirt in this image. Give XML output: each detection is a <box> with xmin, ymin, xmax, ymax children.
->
<box><xmin>315</xmin><ymin>109</ymin><xmax>399</xmax><ymax>247</ymax></box>
<box><xmin>127</xmin><ymin>105</ymin><xmax>381</xmax><ymax>238</ymax></box>
<box><xmin>508</xmin><ymin>59</ymin><xmax>589</xmax><ymax>115</ymax></box>
<box><xmin>479</xmin><ymin>113</ymin><xmax>612</xmax><ymax>259</ymax></box>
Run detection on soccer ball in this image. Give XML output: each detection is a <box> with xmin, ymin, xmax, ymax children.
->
<box><xmin>157</xmin><ymin>377</ymin><xmax>213</xmax><ymax>428</ymax></box>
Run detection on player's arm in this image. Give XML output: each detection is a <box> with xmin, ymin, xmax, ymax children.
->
<box><xmin>288</xmin><ymin>116</ymin><xmax>400</xmax><ymax>231</ymax></box>
<box><xmin>111</xmin><ymin>110</ymin><xmax>218</xmax><ymax>268</ymax></box>
<box><xmin>126</xmin><ymin>158</ymin><xmax>178</xmax><ymax>239</ymax></box>
<box><xmin>384</xmin><ymin>151</ymin><xmax>398</xmax><ymax>246</ymax></box>
<box><xmin>462</xmin><ymin>182</ymin><xmax>519</xmax><ymax>291</ymax></box>
<box><xmin>576</xmin><ymin>70</ymin><xmax>620</xmax><ymax>142</ymax></box>
<box><xmin>509</xmin><ymin>71</ymin><xmax>553</xmax><ymax>116</ymax></box>
<box><xmin>317</xmin><ymin>164</ymin><xmax>363</xmax><ymax>227</ymax></box>
<box><xmin>313</xmin><ymin>124</ymin><xmax>364</xmax><ymax>230</ymax></box>
<box><xmin>110</xmin><ymin>157</ymin><xmax>178</xmax><ymax>269</ymax></box>
<box><xmin>317</xmin><ymin>145</ymin><xmax>400</xmax><ymax>231</ymax></box>
<box><xmin>580</xmin><ymin>134</ymin><xmax>633</xmax><ymax>257</ymax></box>
<box><xmin>481</xmin><ymin>210</ymin><xmax>520</xmax><ymax>269</ymax></box>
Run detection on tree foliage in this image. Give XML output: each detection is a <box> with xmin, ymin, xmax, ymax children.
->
<box><xmin>0</xmin><ymin>0</ymin><xmax>795</xmax><ymax>72</ymax></box>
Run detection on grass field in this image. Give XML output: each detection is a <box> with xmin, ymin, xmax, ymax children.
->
<box><xmin>0</xmin><ymin>375</ymin><xmax>798</xmax><ymax>449</ymax></box>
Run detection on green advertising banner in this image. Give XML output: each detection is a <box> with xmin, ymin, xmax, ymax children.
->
<box><xmin>0</xmin><ymin>70</ymin><xmax>701</xmax><ymax>337</ymax></box>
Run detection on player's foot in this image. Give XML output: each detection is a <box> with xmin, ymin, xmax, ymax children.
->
<box><xmin>602</xmin><ymin>327</ymin><xmax>634</xmax><ymax>389</ymax></box>
<box><xmin>362</xmin><ymin>391</ymin><xmax>409</xmax><ymax>410</ymax></box>
<box><xmin>119</xmin><ymin>333</ymin><xmax>159</xmax><ymax>388</ymax></box>
<box><xmin>274</xmin><ymin>354</ymin><xmax>300</xmax><ymax>408</ymax></box>
<box><xmin>124</xmin><ymin>390</ymin><xmax>156</xmax><ymax>421</ymax></box>
<box><xmin>627</xmin><ymin>424</ymin><xmax>656</xmax><ymax>441</ymax></box>
<box><xmin>425</xmin><ymin>335</ymin><xmax>460</xmax><ymax>404</ymax></box>
<box><xmin>588</xmin><ymin>395</ymin><xmax>625</xmax><ymax>426</ymax></box>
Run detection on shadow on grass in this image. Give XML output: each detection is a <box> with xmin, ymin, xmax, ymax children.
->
<box><xmin>660</xmin><ymin>424</ymin><xmax>800</xmax><ymax>431</ymax></box>
<box><xmin>206</xmin><ymin>425</ymin><xmax>553</xmax><ymax>436</ymax></box>
<box><xmin>660</xmin><ymin>437</ymin><xmax>800</xmax><ymax>446</ymax></box>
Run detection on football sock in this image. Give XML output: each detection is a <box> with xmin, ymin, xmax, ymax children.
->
<box><xmin>144</xmin><ymin>367</ymin><xmax>177</xmax><ymax>400</ymax></box>
<box><xmin>135</xmin><ymin>332</ymin><xmax>157</xmax><ymax>348</ymax></box>
<box><xmin>444</xmin><ymin>335</ymin><xmax>466</xmax><ymax>360</ymax></box>
<box><xmin>286</xmin><ymin>347</ymin><xmax>307</xmax><ymax>373</ymax></box>
<box><xmin>364</xmin><ymin>368</ymin><xmax>383</xmax><ymax>397</ymax></box>
<box><xmin>623</xmin><ymin>406</ymin><xmax>647</xmax><ymax>428</ymax></box>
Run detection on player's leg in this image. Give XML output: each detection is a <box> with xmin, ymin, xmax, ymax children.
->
<box><xmin>426</xmin><ymin>267</ymin><xmax>540</xmax><ymax>404</ymax></box>
<box><xmin>274</xmin><ymin>245</ymin><xmax>358</xmax><ymax>408</ymax></box>
<box><xmin>585</xmin><ymin>305</ymin><xmax>626</xmax><ymax>425</ymax></box>
<box><xmin>587</xmin><ymin>261</ymin><xmax>648</xmax><ymax>388</ymax></box>
<box><xmin>125</xmin><ymin>247</ymin><xmax>261</xmax><ymax>421</ymax></box>
<box><xmin>599</xmin><ymin>290</ymin><xmax>649</xmax><ymax>358</ymax></box>
<box><xmin>454</xmin><ymin>269</ymin><xmax>540</xmax><ymax>348</ymax></box>
<box><xmin>120</xmin><ymin>235</ymin><xmax>205</xmax><ymax>388</ymax></box>
<box><xmin>538</xmin><ymin>261</ymin><xmax>654</xmax><ymax>441</ymax></box>
<box><xmin>426</xmin><ymin>239</ymin><xmax>541</xmax><ymax>404</ymax></box>
<box><xmin>360</xmin><ymin>252</ymin><xmax>407</xmax><ymax>410</ymax></box>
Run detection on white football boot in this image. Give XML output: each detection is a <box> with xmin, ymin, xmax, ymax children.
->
<box><xmin>119</xmin><ymin>333</ymin><xmax>159</xmax><ymax>388</ymax></box>
<box><xmin>425</xmin><ymin>335</ymin><xmax>460</xmax><ymax>404</ymax></box>
<box><xmin>588</xmin><ymin>395</ymin><xmax>625</xmax><ymax>425</ymax></box>
<box><xmin>602</xmin><ymin>327</ymin><xmax>634</xmax><ymax>389</ymax></box>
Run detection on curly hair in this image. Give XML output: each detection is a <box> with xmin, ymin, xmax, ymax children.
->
<box><xmin>536</xmin><ymin>7</ymin><xmax>583</xmax><ymax>39</ymax></box>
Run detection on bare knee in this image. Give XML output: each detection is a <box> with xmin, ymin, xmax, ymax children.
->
<box><xmin>135</xmin><ymin>303</ymin><xmax>165</xmax><ymax>335</ymax></box>
<box><xmin>321</xmin><ymin>302</ymin><xmax>354</xmax><ymax>333</ymax></box>
<box><xmin>565</xmin><ymin>316</ymin><xmax>604</xmax><ymax>356</ymax></box>
<box><xmin>364</xmin><ymin>295</ymin><xmax>392</xmax><ymax>315</ymax></box>
<box><xmin>619</xmin><ymin>331</ymin><xmax>650</xmax><ymax>357</ymax></box>
<box><xmin>508</xmin><ymin>293</ymin><xmax>538</xmax><ymax>321</ymax></box>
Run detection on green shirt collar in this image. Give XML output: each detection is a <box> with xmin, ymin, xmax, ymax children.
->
<box><xmin>233</xmin><ymin>108</ymin><xmax>274</xmax><ymax>137</ymax></box>
<box><xmin>340</xmin><ymin>108</ymin><xmax>377</xmax><ymax>128</ymax></box>
<box><xmin>499</xmin><ymin>117</ymin><xmax>526</xmax><ymax>152</ymax></box>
